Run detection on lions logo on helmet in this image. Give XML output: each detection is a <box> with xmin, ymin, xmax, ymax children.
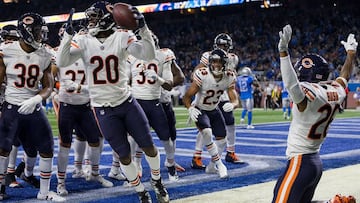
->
<box><xmin>294</xmin><ymin>53</ymin><xmax>330</xmax><ymax>83</ymax></box>
<box><xmin>240</xmin><ymin>67</ymin><xmax>252</xmax><ymax>76</ymax></box>
<box><xmin>85</xmin><ymin>1</ymin><xmax>115</xmax><ymax>36</ymax></box>
<box><xmin>213</xmin><ymin>33</ymin><xmax>233</xmax><ymax>52</ymax></box>
<box><xmin>17</xmin><ymin>12</ymin><xmax>48</xmax><ymax>49</ymax></box>
<box><xmin>208</xmin><ymin>48</ymin><xmax>228</xmax><ymax>77</ymax></box>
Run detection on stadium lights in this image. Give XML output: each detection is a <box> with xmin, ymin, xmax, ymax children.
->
<box><xmin>0</xmin><ymin>0</ymin><xmax>253</xmax><ymax>27</ymax></box>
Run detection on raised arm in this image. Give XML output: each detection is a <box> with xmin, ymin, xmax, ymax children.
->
<box><xmin>336</xmin><ymin>34</ymin><xmax>358</xmax><ymax>88</ymax></box>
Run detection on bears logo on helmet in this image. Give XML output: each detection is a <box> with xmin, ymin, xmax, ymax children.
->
<box><xmin>17</xmin><ymin>12</ymin><xmax>48</xmax><ymax>49</ymax></box>
<box><xmin>85</xmin><ymin>1</ymin><xmax>115</xmax><ymax>36</ymax></box>
<box><xmin>213</xmin><ymin>33</ymin><xmax>233</xmax><ymax>52</ymax></box>
<box><xmin>294</xmin><ymin>53</ymin><xmax>330</xmax><ymax>83</ymax></box>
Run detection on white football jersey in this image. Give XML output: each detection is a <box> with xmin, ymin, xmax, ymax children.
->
<box><xmin>57</xmin><ymin>58</ymin><xmax>90</xmax><ymax>105</ymax></box>
<box><xmin>61</xmin><ymin>30</ymin><xmax>138</xmax><ymax>107</ymax></box>
<box><xmin>129</xmin><ymin>48</ymin><xmax>174</xmax><ymax>100</ymax></box>
<box><xmin>200</xmin><ymin>51</ymin><xmax>239</xmax><ymax>102</ymax></box>
<box><xmin>286</xmin><ymin>80</ymin><xmax>346</xmax><ymax>158</ymax></box>
<box><xmin>0</xmin><ymin>41</ymin><xmax>52</xmax><ymax>105</ymax></box>
<box><xmin>159</xmin><ymin>48</ymin><xmax>176</xmax><ymax>103</ymax></box>
<box><xmin>192</xmin><ymin>67</ymin><xmax>236</xmax><ymax>111</ymax></box>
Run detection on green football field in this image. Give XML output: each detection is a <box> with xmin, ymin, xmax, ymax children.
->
<box><xmin>47</xmin><ymin>107</ymin><xmax>360</xmax><ymax>136</ymax></box>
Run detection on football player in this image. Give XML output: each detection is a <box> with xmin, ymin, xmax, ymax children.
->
<box><xmin>127</xmin><ymin>32</ymin><xmax>183</xmax><ymax>182</ymax></box>
<box><xmin>183</xmin><ymin>48</ymin><xmax>239</xmax><ymax>179</ymax></box>
<box><xmin>272</xmin><ymin>25</ymin><xmax>357</xmax><ymax>203</ymax></box>
<box><xmin>53</xmin><ymin>24</ymin><xmax>114</xmax><ymax>196</ymax></box>
<box><xmin>236</xmin><ymin>67</ymin><xmax>259</xmax><ymax>130</ymax></box>
<box><xmin>56</xmin><ymin>2</ymin><xmax>169</xmax><ymax>202</ymax></box>
<box><xmin>191</xmin><ymin>33</ymin><xmax>242</xmax><ymax>170</ymax></box>
<box><xmin>280</xmin><ymin>81</ymin><xmax>291</xmax><ymax>120</ymax></box>
<box><xmin>0</xmin><ymin>13</ymin><xmax>65</xmax><ymax>201</ymax></box>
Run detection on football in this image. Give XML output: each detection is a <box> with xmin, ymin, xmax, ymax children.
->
<box><xmin>112</xmin><ymin>3</ymin><xmax>138</xmax><ymax>30</ymax></box>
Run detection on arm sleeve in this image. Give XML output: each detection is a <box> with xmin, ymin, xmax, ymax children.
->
<box><xmin>280</xmin><ymin>55</ymin><xmax>305</xmax><ymax>104</ymax></box>
<box><xmin>56</xmin><ymin>33</ymin><xmax>82</xmax><ymax>67</ymax></box>
<box><xmin>162</xmin><ymin>62</ymin><xmax>173</xmax><ymax>81</ymax></box>
<box><xmin>127</xmin><ymin>25</ymin><xmax>156</xmax><ymax>61</ymax></box>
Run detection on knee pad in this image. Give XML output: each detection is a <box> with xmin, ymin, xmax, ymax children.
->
<box><xmin>201</xmin><ymin>128</ymin><xmax>213</xmax><ymax>146</ymax></box>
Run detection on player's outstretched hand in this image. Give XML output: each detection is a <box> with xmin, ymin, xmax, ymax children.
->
<box><xmin>222</xmin><ymin>102</ymin><xmax>234</xmax><ymax>112</ymax></box>
<box><xmin>278</xmin><ymin>24</ymin><xmax>292</xmax><ymax>52</ymax></box>
<box><xmin>130</xmin><ymin>6</ymin><xmax>146</xmax><ymax>29</ymax></box>
<box><xmin>143</xmin><ymin>69</ymin><xmax>158</xmax><ymax>80</ymax></box>
<box><xmin>18</xmin><ymin>95</ymin><xmax>43</xmax><ymax>115</ymax></box>
<box><xmin>188</xmin><ymin>106</ymin><xmax>201</xmax><ymax>122</ymax></box>
<box><xmin>341</xmin><ymin>33</ymin><xmax>358</xmax><ymax>52</ymax></box>
<box><xmin>65</xmin><ymin>8</ymin><xmax>75</xmax><ymax>35</ymax></box>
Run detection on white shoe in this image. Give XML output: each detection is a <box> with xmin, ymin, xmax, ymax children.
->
<box><xmin>86</xmin><ymin>174</ymin><xmax>114</xmax><ymax>188</ymax></box>
<box><xmin>37</xmin><ymin>191</ymin><xmax>66</xmax><ymax>202</ymax></box>
<box><xmin>205</xmin><ymin>162</ymin><xmax>217</xmax><ymax>174</ymax></box>
<box><xmin>168</xmin><ymin>172</ymin><xmax>179</xmax><ymax>182</ymax></box>
<box><xmin>283</xmin><ymin>112</ymin><xmax>287</xmax><ymax>119</ymax></box>
<box><xmin>246</xmin><ymin>125</ymin><xmax>255</xmax><ymax>129</ymax></box>
<box><xmin>108</xmin><ymin>170</ymin><xmax>126</xmax><ymax>181</ymax></box>
<box><xmin>240</xmin><ymin>118</ymin><xmax>245</xmax><ymax>125</ymax></box>
<box><xmin>72</xmin><ymin>169</ymin><xmax>85</xmax><ymax>178</ymax></box>
<box><xmin>57</xmin><ymin>183</ymin><xmax>68</xmax><ymax>196</ymax></box>
<box><xmin>216</xmin><ymin>162</ymin><xmax>229</xmax><ymax>179</ymax></box>
<box><xmin>83</xmin><ymin>165</ymin><xmax>91</xmax><ymax>176</ymax></box>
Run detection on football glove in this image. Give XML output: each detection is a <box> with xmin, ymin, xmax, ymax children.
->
<box><xmin>63</xmin><ymin>79</ymin><xmax>80</xmax><ymax>93</ymax></box>
<box><xmin>18</xmin><ymin>95</ymin><xmax>43</xmax><ymax>115</ymax></box>
<box><xmin>222</xmin><ymin>102</ymin><xmax>234</xmax><ymax>112</ymax></box>
<box><xmin>341</xmin><ymin>33</ymin><xmax>358</xmax><ymax>52</ymax></box>
<box><xmin>131</xmin><ymin>6</ymin><xmax>146</xmax><ymax>29</ymax></box>
<box><xmin>65</xmin><ymin>8</ymin><xmax>75</xmax><ymax>35</ymax></box>
<box><xmin>188</xmin><ymin>106</ymin><xmax>201</xmax><ymax>122</ymax></box>
<box><xmin>278</xmin><ymin>24</ymin><xmax>292</xmax><ymax>52</ymax></box>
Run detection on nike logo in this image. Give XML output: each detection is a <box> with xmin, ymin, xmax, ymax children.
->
<box><xmin>156</xmin><ymin>103</ymin><xmax>160</xmax><ymax>106</ymax></box>
<box><xmin>128</xmin><ymin>97</ymin><xmax>133</xmax><ymax>103</ymax></box>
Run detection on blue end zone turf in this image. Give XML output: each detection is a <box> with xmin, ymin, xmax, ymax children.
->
<box><xmin>7</xmin><ymin>117</ymin><xmax>360</xmax><ymax>203</ymax></box>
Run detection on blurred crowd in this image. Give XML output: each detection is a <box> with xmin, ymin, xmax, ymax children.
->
<box><xmin>1</xmin><ymin>0</ymin><xmax>360</xmax><ymax>83</ymax></box>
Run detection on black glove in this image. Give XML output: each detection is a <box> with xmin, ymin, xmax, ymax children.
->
<box><xmin>131</xmin><ymin>6</ymin><xmax>146</xmax><ymax>29</ymax></box>
<box><xmin>65</xmin><ymin>8</ymin><xmax>75</xmax><ymax>35</ymax></box>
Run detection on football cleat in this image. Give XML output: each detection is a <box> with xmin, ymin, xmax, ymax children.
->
<box><xmin>72</xmin><ymin>169</ymin><xmax>85</xmax><ymax>178</ymax></box>
<box><xmin>57</xmin><ymin>183</ymin><xmax>68</xmax><ymax>196</ymax></box>
<box><xmin>225</xmin><ymin>152</ymin><xmax>245</xmax><ymax>164</ymax></box>
<box><xmin>246</xmin><ymin>125</ymin><xmax>255</xmax><ymax>129</ymax></box>
<box><xmin>151</xmin><ymin>178</ymin><xmax>170</xmax><ymax>203</ymax></box>
<box><xmin>205</xmin><ymin>161</ymin><xmax>217</xmax><ymax>174</ymax></box>
<box><xmin>167</xmin><ymin>165</ymin><xmax>179</xmax><ymax>182</ymax></box>
<box><xmin>0</xmin><ymin>185</ymin><xmax>8</xmax><ymax>200</ymax></box>
<box><xmin>37</xmin><ymin>191</ymin><xmax>66</xmax><ymax>202</ymax></box>
<box><xmin>15</xmin><ymin>161</ymin><xmax>25</xmax><ymax>177</ymax></box>
<box><xmin>240</xmin><ymin>119</ymin><xmax>245</xmax><ymax>126</ymax></box>
<box><xmin>191</xmin><ymin>157</ymin><xmax>206</xmax><ymax>170</ymax></box>
<box><xmin>108</xmin><ymin>170</ymin><xmax>126</xmax><ymax>181</ymax></box>
<box><xmin>138</xmin><ymin>190</ymin><xmax>152</xmax><ymax>203</ymax></box>
<box><xmin>86</xmin><ymin>174</ymin><xmax>114</xmax><ymax>188</ymax></box>
<box><xmin>21</xmin><ymin>173</ymin><xmax>40</xmax><ymax>188</ymax></box>
<box><xmin>5</xmin><ymin>173</ymin><xmax>22</xmax><ymax>188</ymax></box>
<box><xmin>216</xmin><ymin>161</ymin><xmax>229</xmax><ymax>179</ymax></box>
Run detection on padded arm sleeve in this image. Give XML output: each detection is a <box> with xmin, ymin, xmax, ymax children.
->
<box><xmin>56</xmin><ymin>32</ymin><xmax>82</xmax><ymax>67</ymax></box>
<box><xmin>127</xmin><ymin>25</ymin><xmax>156</xmax><ymax>61</ymax></box>
<box><xmin>280</xmin><ymin>56</ymin><xmax>305</xmax><ymax>104</ymax></box>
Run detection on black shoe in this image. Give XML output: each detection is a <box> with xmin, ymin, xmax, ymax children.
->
<box><xmin>138</xmin><ymin>190</ymin><xmax>152</xmax><ymax>203</ymax></box>
<box><xmin>15</xmin><ymin>161</ymin><xmax>25</xmax><ymax>177</ymax></box>
<box><xmin>150</xmin><ymin>178</ymin><xmax>169</xmax><ymax>203</ymax></box>
<box><xmin>0</xmin><ymin>185</ymin><xmax>8</xmax><ymax>200</ymax></box>
<box><xmin>21</xmin><ymin>174</ymin><xmax>40</xmax><ymax>188</ymax></box>
<box><xmin>5</xmin><ymin>173</ymin><xmax>22</xmax><ymax>188</ymax></box>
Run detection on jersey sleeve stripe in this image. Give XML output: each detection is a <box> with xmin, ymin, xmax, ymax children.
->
<box><xmin>70</xmin><ymin>42</ymin><xmax>80</xmax><ymax>49</ymax></box>
<box><xmin>193</xmin><ymin>74</ymin><xmax>202</xmax><ymax>86</ymax></box>
<box><xmin>301</xmin><ymin>86</ymin><xmax>316</xmax><ymax>101</ymax></box>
